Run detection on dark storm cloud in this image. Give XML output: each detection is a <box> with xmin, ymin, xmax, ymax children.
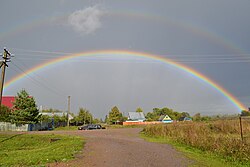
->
<box><xmin>1</xmin><ymin>0</ymin><xmax>250</xmax><ymax>118</ymax></box>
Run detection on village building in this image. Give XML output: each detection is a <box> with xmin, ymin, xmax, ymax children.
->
<box><xmin>158</xmin><ymin>115</ymin><xmax>173</xmax><ymax>123</ymax></box>
<box><xmin>178</xmin><ymin>116</ymin><xmax>192</xmax><ymax>121</ymax></box>
<box><xmin>1</xmin><ymin>96</ymin><xmax>15</xmax><ymax>108</ymax></box>
<box><xmin>127</xmin><ymin>112</ymin><xmax>146</xmax><ymax>122</ymax></box>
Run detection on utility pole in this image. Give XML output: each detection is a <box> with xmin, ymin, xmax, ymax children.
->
<box><xmin>0</xmin><ymin>48</ymin><xmax>12</xmax><ymax>112</ymax></box>
<box><xmin>67</xmin><ymin>96</ymin><xmax>70</xmax><ymax>127</ymax></box>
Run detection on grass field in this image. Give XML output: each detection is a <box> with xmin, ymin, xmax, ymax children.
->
<box><xmin>142</xmin><ymin>119</ymin><xmax>250</xmax><ymax>166</ymax></box>
<box><xmin>0</xmin><ymin>133</ymin><xmax>84</xmax><ymax>166</ymax></box>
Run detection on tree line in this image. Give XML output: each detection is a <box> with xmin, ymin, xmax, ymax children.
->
<box><xmin>1</xmin><ymin>89</ymin><xmax>249</xmax><ymax>125</ymax></box>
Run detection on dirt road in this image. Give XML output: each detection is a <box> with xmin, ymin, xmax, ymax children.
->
<box><xmin>50</xmin><ymin>128</ymin><xmax>192</xmax><ymax>167</ymax></box>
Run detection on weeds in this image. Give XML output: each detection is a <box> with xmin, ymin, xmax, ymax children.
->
<box><xmin>143</xmin><ymin>119</ymin><xmax>250</xmax><ymax>165</ymax></box>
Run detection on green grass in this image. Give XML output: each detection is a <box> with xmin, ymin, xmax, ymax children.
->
<box><xmin>0</xmin><ymin>133</ymin><xmax>84</xmax><ymax>166</ymax></box>
<box><xmin>140</xmin><ymin>133</ymin><xmax>250</xmax><ymax>167</ymax></box>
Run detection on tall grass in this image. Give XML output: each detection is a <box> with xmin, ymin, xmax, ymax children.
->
<box><xmin>143</xmin><ymin>119</ymin><xmax>250</xmax><ymax>164</ymax></box>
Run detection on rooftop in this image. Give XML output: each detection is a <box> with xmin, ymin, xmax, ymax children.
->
<box><xmin>1</xmin><ymin>96</ymin><xmax>15</xmax><ymax>108</ymax></box>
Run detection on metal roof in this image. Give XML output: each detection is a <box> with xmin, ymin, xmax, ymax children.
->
<box><xmin>128</xmin><ymin>112</ymin><xmax>146</xmax><ymax>121</ymax></box>
<box><xmin>2</xmin><ymin>96</ymin><xmax>15</xmax><ymax>108</ymax></box>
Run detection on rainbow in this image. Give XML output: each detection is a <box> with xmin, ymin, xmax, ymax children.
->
<box><xmin>4</xmin><ymin>50</ymin><xmax>246</xmax><ymax>111</ymax></box>
<box><xmin>0</xmin><ymin>11</ymin><xmax>244</xmax><ymax>54</ymax></box>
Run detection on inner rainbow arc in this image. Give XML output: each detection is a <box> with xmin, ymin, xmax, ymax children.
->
<box><xmin>4</xmin><ymin>50</ymin><xmax>247</xmax><ymax>111</ymax></box>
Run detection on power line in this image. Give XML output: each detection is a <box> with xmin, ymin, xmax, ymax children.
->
<box><xmin>12</xmin><ymin>55</ymin><xmax>250</xmax><ymax>64</ymax></box>
<box><xmin>10</xmin><ymin>47</ymin><xmax>73</xmax><ymax>55</ymax></box>
<box><xmin>13</xmin><ymin>58</ymin><xmax>68</xmax><ymax>95</ymax></box>
<box><xmin>10</xmin><ymin>47</ymin><xmax>250</xmax><ymax>57</ymax></box>
<box><xmin>14</xmin><ymin>53</ymin><xmax>250</xmax><ymax>60</ymax></box>
<box><xmin>10</xmin><ymin>61</ymin><xmax>66</xmax><ymax>97</ymax></box>
<box><xmin>9</xmin><ymin>47</ymin><xmax>250</xmax><ymax>64</ymax></box>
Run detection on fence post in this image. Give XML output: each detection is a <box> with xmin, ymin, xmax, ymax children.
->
<box><xmin>239</xmin><ymin>116</ymin><xmax>244</xmax><ymax>142</ymax></box>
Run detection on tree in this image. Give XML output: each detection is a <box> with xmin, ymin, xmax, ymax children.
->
<box><xmin>193</xmin><ymin>113</ymin><xmax>201</xmax><ymax>121</ymax></box>
<box><xmin>241</xmin><ymin>110</ymin><xmax>250</xmax><ymax>116</ymax></box>
<box><xmin>145</xmin><ymin>107</ymin><xmax>191</xmax><ymax>121</ymax></box>
<box><xmin>0</xmin><ymin>105</ymin><xmax>11</xmax><ymax>122</ymax></box>
<box><xmin>10</xmin><ymin>89</ymin><xmax>41</xmax><ymax>124</ymax></box>
<box><xmin>39</xmin><ymin>108</ymin><xmax>67</xmax><ymax>128</ymax></box>
<box><xmin>146</xmin><ymin>109</ymin><xmax>159</xmax><ymax>121</ymax></box>
<box><xmin>104</xmin><ymin>115</ymin><xmax>108</xmax><ymax>123</ymax></box>
<box><xmin>42</xmin><ymin>108</ymin><xmax>62</xmax><ymax>113</ymax></box>
<box><xmin>75</xmin><ymin>108</ymin><xmax>93</xmax><ymax>125</ymax></box>
<box><xmin>92</xmin><ymin>118</ymin><xmax>101</xmax><ymax>124</ymax></box>
<box><xmin>180</xmin><ymin>112</ymin><xmax>190</xmax><ymax>118</ymax></box>
<box><xmin>108</xmin><ymin>106</ymin><xmax>123</xmax><ymax>124</ymax></box>
<box><xmin>146</xmin><ymin>107</ymin><xmax>175</xmax><ymax>121</ymax></box>
<box><xmin>40</xmin><ymin>115</ymin><xmax>50</xmax><ymax>122</ymax></box>
<box><xmin>136</xmin><ymin>107</ymin><xmax>143</xmax><ymax>113</ymax></box>
<box><xmin>175</xmin><ymin>112</ymin><xmax>191</xmax><ymax>120</ymax></box>
<box><xmin>53</xmin><ymin>114</ymin><xmax>67</xmax><ymax>123</ymax></box>
<box><xmin>70</xmin><ymin>108</ymin><xmax>100</xmax><ymax>126</ymax></box>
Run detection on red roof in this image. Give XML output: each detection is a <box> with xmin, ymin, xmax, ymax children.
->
<box><xmin>1</xmin><ymin>96</ymin><xmax>15</xmax><ymax>108</ymax></box>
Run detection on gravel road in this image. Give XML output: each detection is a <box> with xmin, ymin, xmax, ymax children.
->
<box><xmin>49</xmin><ymin>128</ymin><xmax>193</xmax><ymax>167</ymax></box>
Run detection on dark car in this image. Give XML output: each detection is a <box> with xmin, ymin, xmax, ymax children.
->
<box><xmin>78</xmin><ymin>124</ymin><xmax>105</xmax><ymax>130</ymax></box>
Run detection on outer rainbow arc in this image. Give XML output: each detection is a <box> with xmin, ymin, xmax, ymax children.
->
<box><xmin>4</xmin><ymin>50</ymin><xmax>246</xmax><ymax>111</ymax></box>
<box><xmin>0</xmin><ymin>11</ymin><xmax>244</xmax><ymax>54</ymax></box>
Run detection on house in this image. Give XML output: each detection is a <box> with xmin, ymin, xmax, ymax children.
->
<box><xmin>1</xmin><ymin>96</ymin><xmax>15</xmax><ymax>108</ymax></box>
<box><xmin>41</xmin><ymin>112</ymin><xmax>70</xmax><ymax>118</ymax></box>
<box><xmin>127</xmin><ymin>112</ymin><xmax>146</xmax><ymax>122</ymax></box>
<box><xmin>2</xmin><ymin>96</ymin><xmax>33</xmax><ymax>109</ymax></box>
<box><xmin>158</xmin><ymin>115</ymin><xmax>173</xmax><ymax>123</ymax></box>
<box><xmin>179</xmin><ymin>117</ymin><xmax>192</xmax><ymax>121</ymax></box>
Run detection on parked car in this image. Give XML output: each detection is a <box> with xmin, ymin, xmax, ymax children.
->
<box><xmin>78</xmin><ymin>124</ymin><xmax>105</xmax><ymax>130</ymax></box>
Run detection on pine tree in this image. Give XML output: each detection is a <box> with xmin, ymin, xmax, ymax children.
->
<box><xmin>0</xmin><ymin>105</ymin><xmax>11</xmax><ymax>122</ymax></box>
<box><xmin>10</xmin><ymin>89</ymin><xmax>41</xmax><ymax>124</ymax></box>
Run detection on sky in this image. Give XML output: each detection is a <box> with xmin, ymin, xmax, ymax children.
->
<box><xmin>0</xmin><ymin>0</ymin><xmax>250</xmax><ymax>119</ymax></box>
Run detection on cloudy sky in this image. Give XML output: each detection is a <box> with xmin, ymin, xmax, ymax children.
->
<box><xmin>0</xmin><ymin>0</ymin><xmax>250</xmax><ymax>118</ymax></box>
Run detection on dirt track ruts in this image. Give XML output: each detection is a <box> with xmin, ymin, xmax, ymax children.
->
<box><xmin>49</xmin><ymin>128</ymin><xmax>193</xmax><ymax>167</ymax></box>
